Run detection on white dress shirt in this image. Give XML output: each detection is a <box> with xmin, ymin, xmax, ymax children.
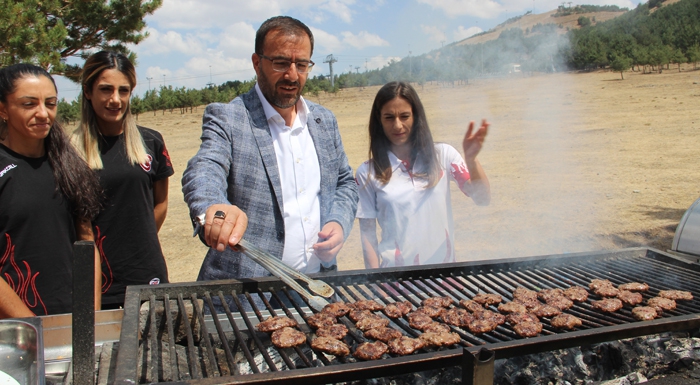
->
<box><xmin>255</xmin><ymin>84</ymin><xmax>322</xmax><ymax>273</ymax></box>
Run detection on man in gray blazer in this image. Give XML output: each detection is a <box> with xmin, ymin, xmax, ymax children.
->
<box><xmin>182</xmin><ymin>16</ymin><xmax>358</xmax><ymax>283</ymax></box>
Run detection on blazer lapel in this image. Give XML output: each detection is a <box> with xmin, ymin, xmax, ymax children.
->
<box><xmin>242</xmin><ymin>90</ymin><xmax>285</xmax><ymax>214</ymax></box>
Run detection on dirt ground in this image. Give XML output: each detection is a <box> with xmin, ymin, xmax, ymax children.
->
<box><xmin>138</xmin><ymin>68</ymin><xmax>700</xmax><ymax>283</ymax></box>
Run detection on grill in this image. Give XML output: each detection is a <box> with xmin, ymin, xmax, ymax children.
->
<box><xmin>113</xmin><ymin>247</ymin><xmax>700</xmax><ymax>384</ymax></box>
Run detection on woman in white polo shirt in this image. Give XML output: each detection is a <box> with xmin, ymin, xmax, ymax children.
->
<box><xmin>355</xmin><ymin>81</ymin><xmax>491</xmax><ymax>268</ymax></box>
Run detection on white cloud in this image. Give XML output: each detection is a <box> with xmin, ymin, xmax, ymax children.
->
<box><xmin>133</xmin><ymin>28</ymin><xmax>204</xmax><ymax>55</ymax></box>
<box><xmin>365</xmin><ymin>55</ymin><xmax>401</xmax><ymax>71</ymax></box>
<box><xmin>318</xmin><ymin>0</ymin><xmax>355</xmax><ymax>23</ymax></box>
<box><xmin>453</xmin><ymin>25</ymin><xmax>482</xmax><ymax>42</ymax></box>
<box><xmin>420</xmin><ymin>25</ymin><xmax>447</xmax><ymax>44</ymax></box>
<box><xmin>151</xmin><ymin>0</ymin><xmax>281</xmax><ymax>29</ymax></box>
<box><xmin>340</xmin><ymin>31</ymin><xmax>389</xmax><ymax>49</ymax></box>
<box><xmin>415</xmin><ymin>0</ymin><xmax>503</xmax><ymax>18</ymax></box>
<box><xmin>310</xmin><ymin>27</ymin><xmax>343</xmax><ymax>54</ymax></box>
<box><xmin>216</xmin><ymin>22</ymin><xmax>257</xmax><ymax>56</ymax></box>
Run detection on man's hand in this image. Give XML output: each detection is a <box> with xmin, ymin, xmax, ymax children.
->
<box><xmin>313</xmin><ymin>222</ymin><xmax>344</xmax><ymax>263</ymax></box>
<box><xmin>204</xmin><ymin>204</ymin><xmax>248</xmax><ymax>252</ymax></box>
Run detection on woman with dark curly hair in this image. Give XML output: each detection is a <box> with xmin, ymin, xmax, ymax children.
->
<box><xmin>356</xmin><ymin>81</ymin><xmax>490</xmax><ymax>269</ymax></box>
<box><xmin>0</xmin><ymin>63</ymin><xmax>103</xmax><ymax>317</ymax></box>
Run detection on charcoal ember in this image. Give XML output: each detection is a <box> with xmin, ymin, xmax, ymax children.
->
<box><xmin>424</xmin><ymin>322</ymin><xmax>451</xmax><ymax>334</ymax></box>
<box><xmin>311</xmin><ymin>336</ymin><xmax>350</xmax><ymax>356</ymax></box>
<box><xmin>618</xmin><ymin>282</ymin><xmax>650</xmax><ymax>292</ymax></box>
<box><xmin>474</xmin><ymin>309</ymin><xmax>506</xmax><ymax>325</ymax></box>
<box><xmin>506</xmin><ymin>312</ymin><xmax>539</xmax><ymax>325</ymax></box>
<box><xmin>348</xmin><ymin>309</ymin><xmax>372</xmax><ymax>322</ymax></box>
<box><xmin>352</xmin><ymin>299</ymin><xmax>385</xmax><ymax>311</ymax></box>
<box><xmin>271</xmin><ymin>327</ymin><xmax>306</xmax><ymax>348</ymax></box>
<box><xmin>648</xmin><ymin>297</ymin><xmax>676</xmax><ymax>312</ymax></box>
<box><xmin>545</xmin><ymin>295</ymin><xmax>574</xmax><ymax>310</ymax></box>
<box><xmin>472</xmin><ymin>293</ymin><xmax>503</xmax><ymax>306</ymax></box>
<box><xmin>256</xmin><ymin>316</ymin><xmax>298</xmax><ymax>333</ymax></box>
<box><xmin>658</xmin><ymin>290</ymin><xmax>693</xmax><ymax>301</ymax></box>
<box><xmin>551</xmin><ymin>313</ymin><xmax>583</xmax><ymax>330</ymax></box>
<box><xmin>419</xmin><ymin>331</ymin><xmax>461</xmax><ymax>347</ymax></box>
<box><xmin>513</xmin><ymin>287</ymin><xmax>538</xmax><ymax>302</ymax></box>
<box><xmin>415</xmin><ymin>305</ymin><xmax>446</xmax><ymax>318</ymax></box>
<box><xmin>315</xmin><ymin>323</ymin><xmax>348</xmax><ymax>340</ymax></box>
<box><xmin>459</xmin><ymin>299</ymin><xmax>485</xmax><ymax>313</ymax></box>
<box><xmin>513</xmin><ymin>321</ymin><xmax>543</xmax><ymax>337</ymax></box>
<box><xmin>530</xmin><ymin>303</ymin><xmax>562</xmax><ymax>318</ymax></box>
<box><xmin>139</xmin><ymin>299</ymin><xmax>203</xmax><ymax>344</ymax></box>
<box><xmin>498</xmin><ymin>301</ymin><xmax>528</xmax><ymax>314</ymax></box>
<box><xmin>407</xmin><ymin>312</ymin><xmax>434</xmax><ymax>330</ymax></box>
<box><xmin>355</xmin><ymin>313</ymin><xmax>390</xmax><ymax>331</ymax></box>
<box><xmin>592</xmin><ymin>298</ymin><xmax>623</xmax><ymax>313</ymax></box>
<box><xmin>305</xmin><ymin>312</ymin><xmax>337</xmax><ymax>329</ymax></box>
<box><xmin>321</xmin><ymin>301</ymin><xmax>352</xmax><ymax>317</ymax></box>
<box><xmin>563</xmin><ymin>286</ymin><xmax>589</xmax><ymax>302</ymax></box>
<box><xmin>422</xmin><ymin>296</ymin><xmax>454</xmax><ymax>308</ymax></box>
<box><xmin>137</xmin><ymin>340</ymin><xmax>191</xmax><ymax>382</ymax></box>
<box><xmin>589</xmin><ymin>279</ymin><xmax>615</xmax><ymax>291</ymax></box>
<box><xmin>617</xmin><ymin>290</ymin><xmax>643</xmax><ymax>306</ymax></box>
<box><xmin>537</xmin><ymin>288</ymin><xmax>565</xmax><ymax>302</ymax></box>
<box><xmin>441</xmin><ymin>307</ymin><xmax>474</xmax><ymax>327</ymax></box>
<box><xmin>467</xmin><ymin>318</ymin><xmax>498</xmax><ymax>334</ymax></box>
<box><xmin>383</xmin><ymin>301</ymin><xmax>413</xmax><ymax>318</ymax></box>
<box><xmin>594</xmin><ymin>285</ymin><xmax>620</xmax><ymax>298</ymax></box>
<box><xmin>353</xmin><ymin>341</ymin><xmax>388</xmax><ymax>360</ymax></box>
<box><xmin>364</xmin><ymin>326</ymin><xmax>403</xmax><ymax>342</ymax></box>
<box><xmin>388</xmin><ymin>336</ymin><xmax>426</xmax><ymax>355</ymax></box>
<box><xmin>632</xmin><ymin>306</ymin><xmax>659</xmax><ymax>321</ymax></box>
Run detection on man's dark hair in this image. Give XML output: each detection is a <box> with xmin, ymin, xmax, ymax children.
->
<box><xmin>255</xmin><ymin>16</ymin><xmax>314</xmax><ymax>56</ymax></box>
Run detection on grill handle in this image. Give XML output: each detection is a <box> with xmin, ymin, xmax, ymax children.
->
<box><xmin>462</xmin><ymin>347</ymin><xmax>495</xmax><ymax>385</ymax></box>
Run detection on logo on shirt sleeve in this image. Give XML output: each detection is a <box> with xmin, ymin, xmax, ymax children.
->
<box><xmin>0</xmin><ymin>164</ymin><xmax>17</xmax><ymax>178</ymax></box>
<box><xmin>140</xmin><ymin>154</ymin><xmax>153</xmax><ymax>172</ymax></box>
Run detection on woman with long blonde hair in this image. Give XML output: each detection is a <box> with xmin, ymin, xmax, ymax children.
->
<box><xmin>73</xmin><ymin>51</ymin><xmax>173</xmax><ymax>309</ymax></box>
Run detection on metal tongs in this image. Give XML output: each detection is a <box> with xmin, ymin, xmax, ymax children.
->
<box><xmin>235</xmin><ymin>239</ymin><xmax>333</xmax><ymax>311</ymax></box>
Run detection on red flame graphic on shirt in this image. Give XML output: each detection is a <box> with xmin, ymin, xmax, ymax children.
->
<box><xmin>394</xmin><ymin>241</ymin><xmax>405</xmax><ymax>267</ymax></box>
<box><xmin>94</xmin><ymin>226</ymin><xmax>114</xmax><ymax>294</ymax></box>
<box><xmin>450</xmin><ymin>162</ymin><xmax>470</xmax><ymax>189</ymax></box>
<box><xmin>140</xmin><ymin>154</ymin><xmax>153</xmax><ymax>172</ymax></box>
<box><xmin>1</xmin><ymin>234</ymin><xmax>47</xmax><ymax>314</ymax></box>
<box><xmin>162</xmin><ymin>146</ymin><xmax>172</xmax><ymax>168</ymax></box>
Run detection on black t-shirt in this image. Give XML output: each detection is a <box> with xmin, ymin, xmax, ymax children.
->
<box><xmin>0</xmin><ymin>143</ymin><xmax>75</xmax><ymax>315</ymax></box>
<box><xmin>95</xmin><ymin>126</ymin><xmax>174</xmax><ymax>306</ymax></box>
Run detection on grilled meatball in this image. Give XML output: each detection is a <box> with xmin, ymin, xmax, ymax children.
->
<box><xmin>474</xmin><ymin>309</ymin><xmax>506</xmax><ymax>325</ymax></box>
<box><xmin>383</xmin><ymin>301</ymin><xmax>413</xmax><ymax>318</ymax></box>
<box><xmin>271</xmin><ymin>327</ymin><xmax>306</xmax><ymax>348</ymax></box>
<box><xmin>537</xmin><ymin>288</ymin><xmax>565</xmax><ymax>302</ymax></box>
<box><xmin>514</xmin><ymin>297</ymin><xmax>541</xmax><ymax>310</ymax></box>
<box><xmin>498</xmin><ymin>301</ymin><xmax>528</xmax><ymax>314</ymax></box>
<box><xmin>311</xmin><ymin>336</ymin><xmax>350</xmax><ymax>356</ymax></box>
<box><xmin>467</xmin><ymin>318</ymin><xmax>498</xmax><ymax>334</ymax></box>
<box><xmin>459</xmin><ymin>299</ymin><xmax>485</xmax><ymax>313</ymax></box>
<box><xmin>563</xmin><ymin>286</ymin><xmax>589</xmax><ymax>302</ymax></box>
<box><xmin>388</xmin><ymin>336</ymin><xmax>426</xmax><ymax>355</ymax></box>
<box><xmin>546</xmin><ymin>296</ymin><xmax>574</xmax><ymax>310</ymax></box>
<box><xmin>306</xmin><ymin>312</ymin><xmax>337</xmax><ymax>329</ymax></box>
<box><xmin>419</xmin><ymin>331</ymin><xmax>461</xmax><ymax>347</ymax></box>
<box><xmin>473</xmin><ymin>293</ymin><xmax>503</xmax><ymax>306</ymax></box>
<box><xmin>550</xmin><ymin>313</ymin><xmax>582</xmax><ymax>330</ymax></box>
<box><xmin>256</xmin><ymin>316</ymin><xmax>298</xmax><ymax>333</ymax></box>
<box><xmin>513</xmin><ymin>287</ymin><xmax>538</xmax><ymax>302</ymax></box>
<box><xmin>632</xmin><ymin>306</ymin><xmax>659</xmax><ymax>321</ymax></box>
<box><xmin>530</xmin><ymin>303</ymin><xmax>562</xmax><ymax>318</ymax></box>
<box><xmin>424</xmin><ymin>322</ymin><xmax>451</xmax><ymax>334</ymax></box>
<box><xmin>618</xmin><ymin>282</ymin><xmax>649</xmax><ymax>292</ymax></box>
<box><xmin>591</xmin><ymin>298</ymin><xmax>623</xmax><ymax>313</ymax></box>
<box><xmin>348</xmin><ymin>309</ymin><xmax>372</xmax><ymax>323</ymax></box>
<box><xmin>617</xmin><ymin>290</ymin><xmax>643</xmax><ymax>306</ymax></box>
<box><xmin>364</xmin><ymin>327</ymin><xmax>403</xmax><ymax>342</ymax></box>
<box><xmin>594</xmin><ymin>285</ymin><xmax>620</xmax><ymax>298</ymax></box>
<box><xmin>648</xmin><ymin>297</ymin><xmax>676</xmax><ymax>312</ymax></box>
<box><xmin>352</xmin><ymin>299</ymin><xmax>385</xmax><ymax>311</ymax></box>
<box><xmin>407</xmin><ymin>312</ymin><xmax>434</xmax><ymax>330</ymax></box>
<box><xmin>316</xmin><ymin>323</ymin><xmax>348</xmax><ymax>340</ymax></box>
<box><xmin>441</xmin><ymin>307</ymin><xmax>475</xmax><ymax>327</ymax></box>
<box><xmin>355</xmin><ymin>314</ymin><xmax>390</xmax><ymax>331</ymax></box>
<box><xmin>422</xmin><ymin>296</ymin><xmax>454</xmax><ymax>308</ymax></box>
<box><xmin>589</xmin><ymin>279</ymin><xmax>615</xmax><ymax>291</ymax></box>
<box><xmin>513</xmin><ymin>321</ymin><xmax>543</xmax><ymax>337</ymax></box>
<box><xmin>506</xmin><ymin>312</ymin><xmax>539</xmax><ymax>325</ymax></box>
<box><xmin>322</xmin><ymin>302</ymin><xmax>352</xmax><ymax>317</ymax></box>
<box><xmin>658</xmin><ymin>290</ymin><xmax>693</xmax><ymax>301</ymax></box>
<box><xmin>415</xmin><ymin>305</ymin><xmax>446</xmax><ymax>319</ymax></box>
<box><xmin>353</xmin><ymin>341</ymin><xmax>388</xmax><ymax>360</ymax></box>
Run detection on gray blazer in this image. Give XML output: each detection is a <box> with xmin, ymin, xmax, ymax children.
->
<box><xmin>182</xmin><ymin>88</ymin><xmax>358</xmax><ymax>281</ymax></box>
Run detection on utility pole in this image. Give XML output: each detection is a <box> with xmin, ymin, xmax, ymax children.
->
<box><xmin>146</xmin><ymin>77</ymin><xmax>152</xmax><ymax>91</ymax></box>
<box><xmin>162</xmin><ymin>74</ymin><xmax>166</xmax><ymax>86</ymax></box>
<box><xmin>355</xmin><ymin>66</ymin><xmax>360</xmax><ymax>74</ymax></box>
<box><xmin>324</xmin><ymin>54</ymin><xmax>337</xmax><ymax>88</ymax></box>
<box><xmin>206</xmin><ymin>65</ymin><xmax>214</xmax><ymax>88</ymax></box>
<box><xmin>365</xmin><ymin>59</ymin><xmax>368</xmax><ymax>72</ymax></box>
<box><xmin>409</xmin><ymin>50</ymin><xmax>412</xmax><ymax>76</ymax></box>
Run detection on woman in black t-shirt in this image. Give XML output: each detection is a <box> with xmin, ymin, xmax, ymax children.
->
<box><xmin>0</xmin><ymin>64</ymin><xmax>102</xmax><ymax>317</ymax></box>
<box><xmin>72</xmin><ymin>51</ymin><xmax>173</xmax><ymax>309</ymax></box>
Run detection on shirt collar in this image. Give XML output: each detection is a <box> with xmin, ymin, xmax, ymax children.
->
<box><xmin>255</xmin><ymin>83</ymin><xmax>310</xmax><ymax>128</ymax></box>
<box><xmin>387</xmin><ymin>150</ymin><xmax>409</xmax><ymax>173</ymax></box>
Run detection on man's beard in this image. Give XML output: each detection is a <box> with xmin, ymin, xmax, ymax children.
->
<box><xmin>258</xmin><ymin>69</ymin><xmax>302</xmax><ymax>109</ymax></box>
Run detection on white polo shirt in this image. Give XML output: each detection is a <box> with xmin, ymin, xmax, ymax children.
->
<box><xmin>255</xmin><ymin>84</ymin><xmax>322</xmax><ymax>273</ymax></box>
<box><xmin>355</xmin><ymin>143</ymin><xmax>471</xmax><ymax>267</ymax></box>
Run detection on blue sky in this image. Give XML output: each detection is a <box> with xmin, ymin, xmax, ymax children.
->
<box><xmin>54</xmin><ymin>0</ymin><xmax>639</xmax><ymax>101</ymax></box>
